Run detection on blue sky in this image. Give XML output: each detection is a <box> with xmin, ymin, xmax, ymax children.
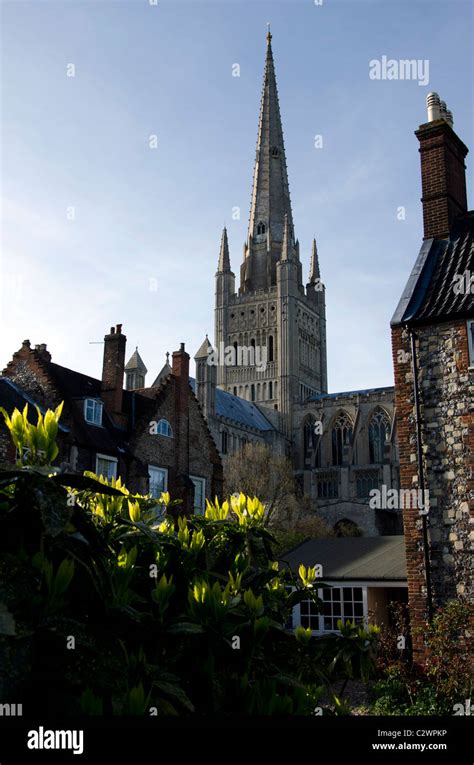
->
<box><xmin>1</xmin><ymin>0</ymin><xmax>472</xmax><ymax>392</ymax></box>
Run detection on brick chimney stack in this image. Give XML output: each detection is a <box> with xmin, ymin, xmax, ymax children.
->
<box><xmin>416</xmin><ymin>92</ymin><xmax>469</xmax><ymax>240</ymax></box>
<box><xmin>172</xmin><ymin>342</ymin><xmax>190</xmax><ymax>478</ymax></box>
<box><xmin>101</xmin><ymin>324</ymin><xmax>126</xmax><ymax>423</ymax></box>
<box><xmin>172</xmin><ymin>342</ymin><xmax>190</xmax><ymax>417</ymax></box>
<box><xmin>34</xmin><ymin>343</ymin><xmax>52</xmax><ymax>363</ymax></box>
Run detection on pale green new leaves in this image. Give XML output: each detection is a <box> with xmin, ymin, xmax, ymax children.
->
<box><xmin>298</xmin><ymin>564</ymin><xmax>317</xmax><ymax>588</ymax></box>
<box><xmin>0</xmin><ymin>401</ymin><xmax>64</xmax><ymax>466</ymax></box>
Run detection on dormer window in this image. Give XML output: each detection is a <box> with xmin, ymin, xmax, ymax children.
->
<box><xmin>256</xmin><ymin>221</ymin><xmax>266</xmax><ymax>235</ymax></box>
<box><xmin>84</xmin><ymin>398</ymin><xmax>103</xmax><ymax>426</ymax></box>
<box><xmin>157</xmin><ymin>418</ymin><xmax>173</xmax><ymax>437</ymax></box>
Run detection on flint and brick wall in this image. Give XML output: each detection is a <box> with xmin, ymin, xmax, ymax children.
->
<box><xmin>392</xmin><ymin>320</ymin><xmax>473</xmax><ymax>659</ymax></box>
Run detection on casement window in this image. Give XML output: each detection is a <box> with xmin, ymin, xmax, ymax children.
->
<box><xmin>156</xmin><ymin>419</ymin><xmax>173</xmax><ymax>437</ymax></box>
<box><xmin>467</xmin><ymin>320</ymin><xmax>474</xmax><ymax>367</ymax></box>
<box><xmin>190</xmin><ymin>475</ymin><xmax>206</xmax><ymax>515</ymax></box>
<box><xmin>95</xmin><ymin>453</ymin><xmax>117</xmax><ymax>481</ymax></box>
<box><xmin>148</xmin><ymin>466</ymin><xmax>168</xmax><ymax>521</ymax></box>
<box><xmin>299</xmin><ymin>586</ymin><xmax>367</xmax><ymax>634</ymax></box>
<box><xmin>148</xmin><ymin>466</ymin><xmax>168</xmax><ymax>499</ymax></box>
<box><xmin>84</xmin><ymin>398</ymin><xmax>103</xmax><ymax>426</ymax></box>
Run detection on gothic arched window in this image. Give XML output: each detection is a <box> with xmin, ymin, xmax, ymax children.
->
<box><xmin>368</xmin><ymin>408</ymin><xmax>391</xmax><ymax>463</ymax></box>
<box><xmin>331</xmin><ymin>412</ymin><xmax>353</xmax><ymax>466</ymax></box>
<box><xmin>256</xmin><ymin>221</ymin><xmax>266</xmax><ymax>235</ymax></box>
<box><xmin>303</xmin><ymin>416</ymin><xmax>321</xmax><ymax>468</ymax></box>
<box><xmin>221</xmin><ymin>430</ymin><xmax>228</xmax><ymax>455</ymax></box>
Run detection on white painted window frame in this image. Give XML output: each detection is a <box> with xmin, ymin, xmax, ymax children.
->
<box><xmin>148</xmin><ymin>465</ymin><xmax>168</xmax><ymax>498</ymax></box>
<box><xmin>84</xmin><ymin>398</ymin><xmax>103</xmax><ymax>426</ymax></box>
<box><xmin>190</xmin><ymin>475</ymin><xmax>206</xmax><ymax>515</ymax></box>
<box><xmin>95</xmin><ymin>453</ymin><xmax>117</xmax><ymax>480</ymax></box>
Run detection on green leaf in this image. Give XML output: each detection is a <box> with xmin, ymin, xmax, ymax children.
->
<box><xmin>152</xmin><ymin>680</ymin><xmax>195</xmax><ymax>713</ymax></box>
<box><xmin>167</xmin><ymin>622</ymin><xmax>206</xmax><ymax>634</ymax></box>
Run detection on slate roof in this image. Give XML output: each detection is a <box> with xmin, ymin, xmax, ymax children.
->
<box><xmin>0</xmin><ymin>378</ymin><xmax>70</xmax><ymax>432</ymax></box>
<box><xmin>392</xmin><ymin>212</ymin><xmax>474</xmax><ymax>326</ymax></box>
<box><xmin>189</xmin><ymin>379</ymin><xmax>275</xmax><ymax>432</ymax></box>
<box><xmin>281</xmin><ymin>535</ymin><xmax>407</xmax><ymax>581</ymax></box>
<box><xmin>308</xmin><ymin>386</ymin><xmax>394</xmax><ymax>402</ymax></box>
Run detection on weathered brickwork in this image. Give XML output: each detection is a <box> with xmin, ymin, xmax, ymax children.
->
<box><xmin>1</xmin><ymin>336</ymin><xmax>223</xmax><ymax>513</ymax></box>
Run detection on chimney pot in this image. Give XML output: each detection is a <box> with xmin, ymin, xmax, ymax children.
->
<box><xmin>22</xmin><ymin>339</ymin><xmax>31</xmax><ymax>348</ymax></box>
<box><xmin>180</xmin><ymin>342</ymin><xmax>185</xmax><ymax>351</ymax></box>
<box><xmin>116</xmin><ymin>324</ymin><xmax>122</xmax><ymax>334</ymax></box>
<box><xmin>110</xmin><ymin>326</ymin><xmax>115</xmax><ymax>334</ymax></box>
<box><xmin>426</xmin><ymin>92</ymin><xmax>441</xmax><ymax>122</ymax></box>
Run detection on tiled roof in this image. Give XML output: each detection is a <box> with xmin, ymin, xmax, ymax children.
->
<box><xmin>392</xmin><ymin>212</ymin><xmax>474</xmax><ymax>326</ymax></box>
<box><xmin>189</xmin><ymin>379</ymin><xmax>275</xmax><ymax>432</ymax></box>
<box><xmin>281</xmin><ymin>536</ymin><xmax>407</xmax><ymax>581</ymax></box>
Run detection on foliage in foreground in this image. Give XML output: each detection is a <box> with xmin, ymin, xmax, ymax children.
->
<box><xmin>370</xmin><ymin>600</ymin><xmax>473</xmax><ymax>715</ymax></box>
<box><xmin>0</xmin><ymin>403</ymin><xmax>380</xmax><ymax>716</ymax></box>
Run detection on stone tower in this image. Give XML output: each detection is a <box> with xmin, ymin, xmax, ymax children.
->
<box><xmin>194</xmin><ymin>335</ymin><xmax>216</xmax><ymax>420</ymax></box>
<box><xmin>214</xmin><ymin>30</ymin><xmax>328</xmax><ymax>433</ymax></box>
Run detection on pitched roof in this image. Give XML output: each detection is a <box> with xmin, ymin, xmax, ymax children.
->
<box><xmin>391</xmin><ymin>212</ymin><xmax>474</xmax><ymax>326</ymax></box>
<box><xmin>0</xmin><ymin>377</ymin><xmax>70</xmax><ymax>431</ymax></box>
<box><xmin>194</xmin><ymin>336</ymin><xmax>212</xmax><ymax>360</ymax></box>
<box><xmin>152</xmin><ymin>358</ymin><xmax>172</xmax><ymax>388</ymax></box>
<box><xmin>189</xmin><ymin>379</ymin><xmax>275</xmax><ymax>432</ymax></box>
<box><xmin>281</xmin><ymin>535</ymin><xmax>407</xmax><ymax>581</ymax></box>
<box><xmin>125</xmin><ymin>348</ymin><xmax>147</xmax><ymax>373</ymax></box>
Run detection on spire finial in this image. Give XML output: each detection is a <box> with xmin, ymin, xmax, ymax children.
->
<box><xmin>166</xmin><ymin>351</ymin><xmax>170</xmax><ymax>364</ymax></box>
<box><xmin>266</xmin><ymin>22</ymin><xmax>272</xmax><ymax>43</ymax></box>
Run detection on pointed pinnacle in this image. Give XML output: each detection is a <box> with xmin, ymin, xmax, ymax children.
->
<box><xmin>217</xmin><ymin>227</ymin><xmax>231</xmax><ymax>272</ymax></box>
<box><xmin>281</xmin><ymin>214</ymin><xmax>292</xmax><ymax>261</ymax></box>
<box><xmin>309</xmin><ymin>238</ymin><xmax>320</xmax><ymax>282</ymax></box>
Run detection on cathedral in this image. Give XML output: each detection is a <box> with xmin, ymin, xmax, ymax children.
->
<box><xmin>190</xmin><ymin>31</ymin><xmax>401</xmax><ymax>537</ymax></box>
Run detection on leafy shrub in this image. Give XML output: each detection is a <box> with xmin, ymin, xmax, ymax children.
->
<box><xmin>0</xmin><ymin>405</ymin><xmax>380</xmax><ymax>716</ymax></box>
<box><xmin>370</xmin><ymin>601</ymin><xmax>473</xmax><ymax>715</ymax></box>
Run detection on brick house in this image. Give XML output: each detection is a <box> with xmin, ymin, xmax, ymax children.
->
<box><xmin>391</xmin><ymin>93</ymin><xmax>473</xmax><ymax>659</ymax></box>
<box><xmin>0</xmin><ymin>325</ymin><xmax>223</xmax><ymax>514</ymax></box>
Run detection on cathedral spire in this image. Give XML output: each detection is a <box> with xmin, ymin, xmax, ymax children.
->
<box><xmin>217</xmin><ymin>227</ymin><xmax>230</xmax><ymax>272</ymax></box>
<box><xmin>247</xmin><ymin>30</ymin><xmax>294</xmax><ymax>251</ymax></box>
<box><xmin>309</xmin><ymin>238</ymin><xmax>320</xmax><ymax>282</ymax></box>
